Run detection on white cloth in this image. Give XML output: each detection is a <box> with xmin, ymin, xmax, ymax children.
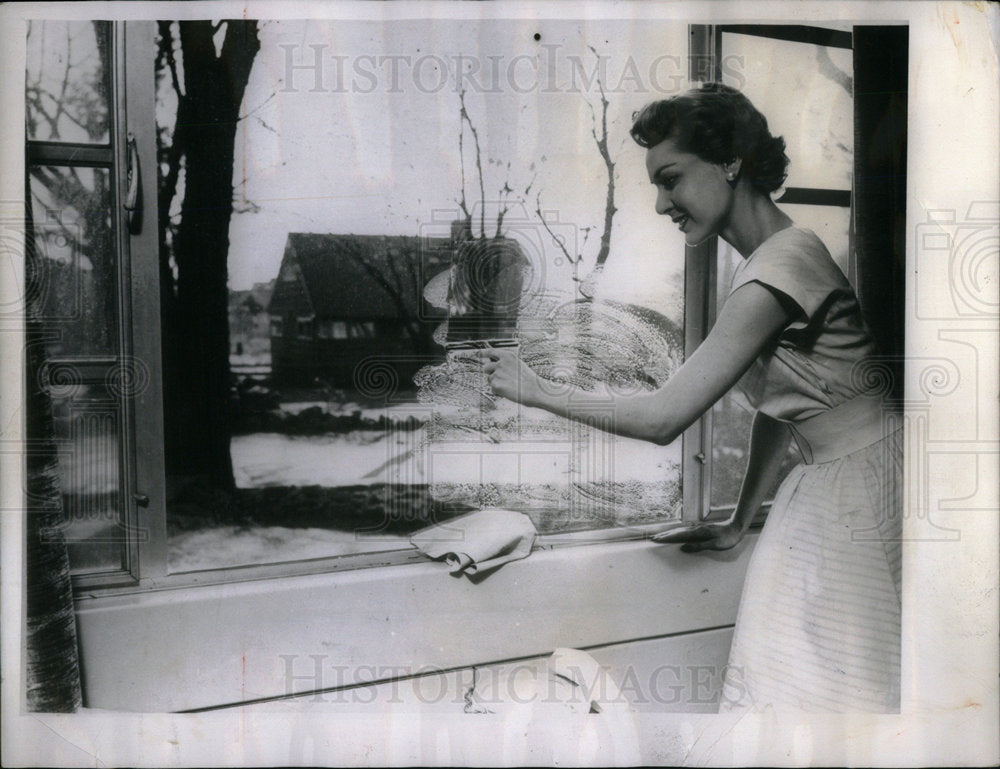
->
<box><xmin>465</xmin><ymin>648</ymin><xmax>642</xmax><ymax>766</ymax></box>
<box><xmin>410</xmin><ymin>508</ymin><xmax>536</xmax><ymax>577</ymax></box>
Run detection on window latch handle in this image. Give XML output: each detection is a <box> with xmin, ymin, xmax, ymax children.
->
<box><xmin>124</xmin><ymin>131</ymin><xmax>142</xmax><ymax>234</ymax></box>
<box><xmin>694</xmin><ymin>452</ymin><xmax>706</xmax><ymax>464</ymax></box>
<box><xmin>133</xmin><ymin>493</ymin><xmax>150</xmax><ymax>508</ymax></box>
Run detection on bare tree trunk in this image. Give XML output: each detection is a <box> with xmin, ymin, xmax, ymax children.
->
<box><xmin>162</xmin><ymin>21</ymin><xmax>259</xmax><ymax>490</ymax></box>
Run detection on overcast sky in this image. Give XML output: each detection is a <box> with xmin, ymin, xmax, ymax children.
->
<box><xmin>223</xmin><ymin>18</ymin><xmax>695</xmax><ymax>317</ymax></box>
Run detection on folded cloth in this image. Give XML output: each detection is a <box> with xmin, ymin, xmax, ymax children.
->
<box><xmin>464</xmin><ymin>647</ymin><xmax>642</xmax><ymax>765</ymax></box>
<box><xmin>410</xmin><ymin>508</ymin><xmax>537</xmax><ymax>577</ymax></box>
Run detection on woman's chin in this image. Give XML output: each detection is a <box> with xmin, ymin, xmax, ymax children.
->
<box><xmin>684</xmin><ymin>229</ymin><xmax>711</xmax><ymax>247</ymax></box>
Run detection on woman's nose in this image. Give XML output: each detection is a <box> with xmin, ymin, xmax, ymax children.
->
<box><xmin>655</xmin><ymin>187</ymin><xmax>673</xmax><ymax>216</ymax></box>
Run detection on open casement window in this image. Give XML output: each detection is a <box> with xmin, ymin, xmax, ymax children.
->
<box><xmin>687</xmin><ymin>23</ymin><xmax>855</xmax><ymax>522</ymax></box>
<box><xmin>26</xmin><ymin>20</ymin><xmax>718</xmax><ymax>593</ymax></box>
<box><xmin>29</xmin><ymin>18</ymin><xmax>755</xmax><ymax>713</ymax></box>
<box><xmin>26</xmin><ymin>21</ymin><xmax>165</xmax><ymax>590</ymax></box>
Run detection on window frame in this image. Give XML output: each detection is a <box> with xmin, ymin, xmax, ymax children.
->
<box><xmin>26</xmin><ymin>21</ymin><xmax>166</xmax><ymax>590</ymax></box>
<box><xmin>295</xmin><ymin>314</ymin><xmax>315</xmax><ymax>339</ymax></box>
<box><xmin>23</xmin><ymin>20</ymin><xmax>772</xmax><ymax>714</ymax></box>
<box><xmin>58</xmin><ymin>22</ymin><xmax>729</xmax><ymax>599</ymax></box>
<box><xmin>689</xmin><ymin>23</ymin><xmax>856</xmax><ymax>522</ymax></box>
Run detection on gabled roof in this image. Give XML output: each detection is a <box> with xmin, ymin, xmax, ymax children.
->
<box><xmin>270</xmin><ymin>233</ymin><xmax>453</xmax><ymax>320</ymax></box>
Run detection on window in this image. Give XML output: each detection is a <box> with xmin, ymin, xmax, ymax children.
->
<box><xmin>22</xmin><ymin>16</ymin><xmax>890</xmax><ymax>715</ymax></box>
<box><xmin>295</xmin><ymin>315</ymin><xmax>314</xmax><ymax>339</ymax></box>
<box><xmin>26</xmin><ymin>20</ymin><xmax>163</xmax><ymax>589</ymax></box>
<box><xmin>25</xmin><ymin>19</ymin><xmax>758</xmax><ymax>588</ymax></box>
<box><xmin>278</xmin><ymin>261</ymin><xmax>300</xmax><ymax>282</ymax></box>
<box><xmin>689</xmin><ymin>24</ymin><xmax>855</xmax><ymax>518</ymax></box>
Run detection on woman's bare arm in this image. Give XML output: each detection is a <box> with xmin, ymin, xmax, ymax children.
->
<box><xmin>482</xmin><ymin>281</ymin><xmax>791</xmax><ymax>445</ymax></box>
<box><xmin>730</xmin><ymin>410</ymin><xmax>792</xmax><ymax>535</ymax></box>
<box><xmin>654</xmin><ymin>410</ymin><xmax>792</xmax><ymax>551</ymax></box>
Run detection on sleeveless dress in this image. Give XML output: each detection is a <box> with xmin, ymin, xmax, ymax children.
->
<box><xmin>717</xmin><ymin>227</ymin><xmax>902</xmax><ymax>713</ymax></box>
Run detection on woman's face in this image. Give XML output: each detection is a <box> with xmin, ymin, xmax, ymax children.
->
<box><xmin>645</xmin><ymin>136</ymin><xmax>736</xmax><ymax>246</ymax></box>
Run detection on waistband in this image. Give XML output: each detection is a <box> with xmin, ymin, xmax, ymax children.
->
<box><xmin>788</xmin><ymin>395</ymin><xmax>898</xmax><ymax>464</ymax></box>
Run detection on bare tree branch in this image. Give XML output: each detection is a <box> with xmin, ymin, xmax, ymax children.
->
<box><xmin>458</xmin><ymin>89</ymin><xmax>486</xmax><ymax>238</ymax></box>
<box><xmin>339</xmin><ymin>239</ymin><xmax>429</xmax><ymax>343</ymax></box>
<box><xmin>534</xmin><ymin>189</ymin><xmax>580</xmax><ymax>273</ymax></box>
<box><xmin>457</xmin><ymin>95</ymin><xmax>470</xmax><ymax>222</ymax></box>
<box><xmin>587</xmin><ymin>45</ymin><xmax>617</xmax><ymax>270</ymax></box>
<box><xmin>532</xmin><ymin>45</ymin><xmax>617</xmax><ymax>288</ymax></box>
<box><xmin>494</xmin><ymin>162</ymin><xmax>514</xmax><ymax>238</ymax></box>
<box><xmin>815</xmin><ymin>46</ymin><xmax>852</xmax><ymax>95</ymax></box>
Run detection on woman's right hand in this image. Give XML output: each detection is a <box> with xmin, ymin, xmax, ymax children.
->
<box><xmin>651</xmin><ymin>520</ymin><xmax>745</xmax><ymax>552</ymax></box>
<box><xmin>479</xmin><ymin>348</ymin><xmax>544</xmax><ymax>407</ymax></box>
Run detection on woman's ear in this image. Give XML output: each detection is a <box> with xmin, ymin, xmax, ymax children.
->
<box><xmin>724</xmin><ymin>157</ymin><xmax>742</xmax><ymax>181</ymax></box>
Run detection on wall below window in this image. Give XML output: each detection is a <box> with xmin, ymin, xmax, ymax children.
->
<box><xmin>74</xmin><ymin>534</ymin><xmax>758</xmax><ymax>712</ymax></box>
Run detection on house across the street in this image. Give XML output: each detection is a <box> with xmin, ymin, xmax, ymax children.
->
<box><xmin>267</xmin><ymin>232</ymin><xmax>454</xmax><ymax>389</ymax></box>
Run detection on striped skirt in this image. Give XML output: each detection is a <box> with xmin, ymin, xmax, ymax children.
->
<box><xmin>720</xmin><ymin>427</ymin><xmax>903</xmax><ymax>712</ymax></box>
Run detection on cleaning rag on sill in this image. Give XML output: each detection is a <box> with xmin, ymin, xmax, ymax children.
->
<box><xmin>410</xmin><ymin>508</ymin><xmax>537</xmax><ymax>578</ymax></box>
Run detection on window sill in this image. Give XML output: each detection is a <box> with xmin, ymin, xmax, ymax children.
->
<box><xmin>73</xmin><ymin>520</ymin><xmax>680</xmax><ymax>600</ymax></box>
<box><xmin>74</xmin><ymin>531</ymin><xmax>759</xmax><ymax>712</ymax></box>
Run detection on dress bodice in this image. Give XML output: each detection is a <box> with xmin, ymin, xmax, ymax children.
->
<box><xmin>727</xmin><ymin>226</ymin><xmax>878</xmax><ymax>424</ymax></box>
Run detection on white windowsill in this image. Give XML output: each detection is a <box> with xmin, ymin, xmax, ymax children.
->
<box><xmin>74</xmin><ymin>532</ymin><xmax>759</xmax><ymax>712</ymax></box>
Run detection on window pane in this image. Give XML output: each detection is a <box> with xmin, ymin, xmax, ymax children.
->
<box><xmin>155</xmin><ymin>20</ymin><xmax>690</xmax><ymax>573</ymax></box>
<box><xmin>29</xmin><ymin>165</ymin><xmax>118</xmax><ymax>357</ymax></box>
<box><xmin>421</xmin><ymin>300</ymin><xmax>683</xmax><ymax>537</ymax></box>
<box><xmin>25</xmin><ymin>20</ymin><xmax>111</xmax><ymax>144</ymax></box>
<box><xmin>170</xmin><ymin>295</ymin><xmax>686</xmax><ymax>573</ymax></box>
<box><xmin>720</xmin><ymin>32</ymin><xmax>853</xmax><ymax>191</ymax></box>
<box><xmin>50</xmin><ymin>381</ymin><xmax>126</xmax><ymax>572</ymax></box>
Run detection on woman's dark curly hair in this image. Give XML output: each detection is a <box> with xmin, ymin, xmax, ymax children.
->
<box><xmin>630</xmin><ymin>83</ymin><xmax>789</xmax><ymax>194</ymax></box>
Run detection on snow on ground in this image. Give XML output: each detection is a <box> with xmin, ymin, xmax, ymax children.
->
<box><xmin>192</xmin><ymin>404</ymin><xmax>682</xmax><ymax>572</ymax></box>
<box><xmin>169</xmin><ymin>525</ymin><xmax>411</xmax><ymax>573</ymax></box>
<box><xmin>231</xmin><ymin>429</ymin><xmax>681</xmax><ymax>488</ymax></box>
<box><xmin>277</xmin><ymin>400</ymin><xmax>459</xmax><ymax>419</ymax></box>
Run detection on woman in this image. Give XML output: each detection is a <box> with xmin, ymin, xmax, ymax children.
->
<box><xmin>482</xmin><ymin>83</ymin><xmax>901</xmax><ymax>712</ymax></box>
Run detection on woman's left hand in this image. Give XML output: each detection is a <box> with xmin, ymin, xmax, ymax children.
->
<box><xmin>651</xmin><ymin>520</ymin><xmax>745</xmax><ymax>552</ymax></box>
<box><xmin>478</xmin><ymin>348</ymin><xmax>542</xmax><ymax>406</ymax></box>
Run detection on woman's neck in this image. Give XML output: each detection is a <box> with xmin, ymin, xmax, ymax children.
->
<box><xmin>720</xmin><ymin>186</ymin><xmax>794</xmax><ymax>258</ymax></box>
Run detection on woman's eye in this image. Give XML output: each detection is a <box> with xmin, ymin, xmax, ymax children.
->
<box><xmin>660</xmin><ymin>176</ymin><xmax>678</xmax><ymax>190</ymax></box>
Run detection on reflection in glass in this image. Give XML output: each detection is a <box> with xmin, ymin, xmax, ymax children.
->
<box><xmin>25</xmin><ymin>20</ymin><xmax>111</xmax><ymax>144</ymax></box>
<box><xmin>29</xmin><ymin>165</ymin><xmax>118</xmax><ymax>357</ymax></box>
<box><xmin>50</xmin><ymin>382</ymin><xmax>125</xmax><ymax>572</ymax></box>
<box><xmin>721</xmin><ymin>32</ymin><xmax>853</xmax><ymax>191</ymax></box>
